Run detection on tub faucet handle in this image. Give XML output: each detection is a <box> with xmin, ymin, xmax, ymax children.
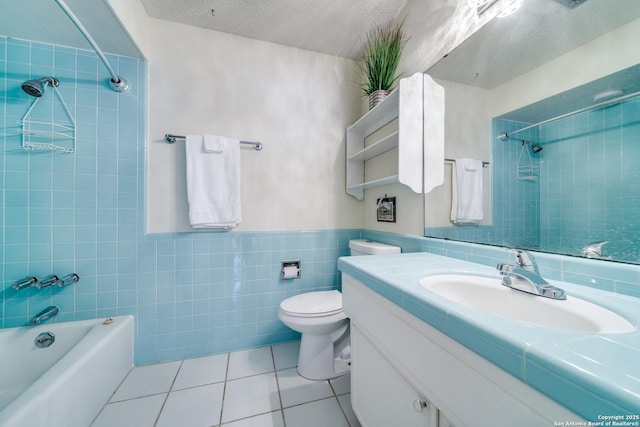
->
<box><xmin>57</xmin><ymin>273</ymin><xmax>80</xmax><ymax>287</ymax></box>
<box><xmin>34</xmin><ymin>275</ymin><xmax>60</xmax><ymax>289</ymax></box>
<box><xmin>12</xmin><ymin>276</ymin><xmax>38</xmax><ymax>290</ymax></box>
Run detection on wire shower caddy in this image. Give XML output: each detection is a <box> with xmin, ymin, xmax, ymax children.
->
<box><xmin>18</xmin><ymin>82</ymin><xmax>76</xmax><ymax>153</ymax></box>
<box><xmin>516</xmin><ymin>141</ymin><xmax>539</xmax><ymax>181</ymax></box>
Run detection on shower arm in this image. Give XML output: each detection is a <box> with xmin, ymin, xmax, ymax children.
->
<box><xmin>53</xmin><ymin>0</ymin><xmax>128</xmax><ymax>93</ymax></box>
<box><xmin>499</xmin><ymin>89</ymin><xmax>640</xmax><ymax>140</ymax></box>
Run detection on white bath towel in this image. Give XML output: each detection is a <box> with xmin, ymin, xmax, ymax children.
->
<box><xmin>185</xmin><ymin>135</ymin><xmax>242</xmax><ymax>229</ymax></box>
<box><xmin>450</xmin><ymin>158</ymin><xmax>483</xmax><ymax>224</ymax></box>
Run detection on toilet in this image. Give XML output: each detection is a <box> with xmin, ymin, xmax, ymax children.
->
<box><xmin>278</xmin><ymin>239</ymin><xmax>401</xmax><ymax>380</ymax></box>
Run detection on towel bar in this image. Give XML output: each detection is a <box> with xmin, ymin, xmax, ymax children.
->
<box><xmin>164</xmin><ymin>134</ymin><xmax>263</xmax><ymax>151</ymax></box>
<box><xmin>445</xmin><ymin>158</ymin><xmax>489</xmax><ymax>168</ymax></box>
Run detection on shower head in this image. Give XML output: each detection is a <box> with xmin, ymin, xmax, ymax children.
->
<box><xmin>523</xmin><ymin>140</ymin><xmax>543</xmax><ymax>153</ymax></box>
<box><xmin>21</xmin><ymin>77</ymin><xmax>60</xmax><ymax>97</ymax></box>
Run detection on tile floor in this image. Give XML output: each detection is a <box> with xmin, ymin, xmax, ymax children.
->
<box><xmin>90</xmin><ymin>341</ymin><xmax>361</xmax><ymax>427</ymax></box>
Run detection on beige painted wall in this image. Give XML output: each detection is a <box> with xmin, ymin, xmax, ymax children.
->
<box><xmin>491</xmin><ymin>17</ymin><xmax>640</xmax><ymax>117</ymax></box>
<box><xmin>361</xmin><ymin>0</ymin><xmax>502</xmax><ymax>235</ymax></box>
<box><xmin>109</xmin><ymin>0</ymin><xmax>504</xmax><ymax>235</ymax></box>
<box><xmin>110</xmin><ymin>0</ymin><xmax>363</xmax><ymax>233</ymax></box>
<box><xmin>424</xmin><ymin>80</ymin><xmax>492</xmax><ymax>228</ymax></box>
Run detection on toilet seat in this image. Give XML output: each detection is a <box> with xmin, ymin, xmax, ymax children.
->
<box><xmin>280</xmin><ymin>290</ymin><xmax>343</xmax><ymax>318</ymax></box>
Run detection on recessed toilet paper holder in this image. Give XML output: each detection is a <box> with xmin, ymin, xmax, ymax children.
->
<box><xmin>281</xmin><ymin>260</ymin><xmax>301</xmax><ymax>279</ymax></box>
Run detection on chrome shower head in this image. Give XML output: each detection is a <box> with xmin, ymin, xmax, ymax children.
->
<box><xmin>522</xmin><ymin>140</ymin><xmax>543</xmax><ymax>153</ymax></box>
<box><xmin>21</xmin><ymin>77</ymin><xmax>60</xmax><ymax>97</ymax></box>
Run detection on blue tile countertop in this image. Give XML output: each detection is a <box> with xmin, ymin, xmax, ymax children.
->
<box><xmin>337</xmin><ymin>252</ymin><xmax>640</xmax><ymax>422</ymax></box>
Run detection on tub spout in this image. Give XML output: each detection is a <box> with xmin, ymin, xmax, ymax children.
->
<box><xmin>581</xmin><ymin>241</ymin><xmax>608</xmax><ymax>258</ymax></box>
<box><xmin>30</xmin><ymin>306</ymin><xmax>60</xmax><ymax>326</ymax></box>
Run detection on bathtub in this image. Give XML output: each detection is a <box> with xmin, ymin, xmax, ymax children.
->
<box><xmin>0</xmin><ymin>315</ymin><xmax>134</xmax><ymax>427</ymax></box>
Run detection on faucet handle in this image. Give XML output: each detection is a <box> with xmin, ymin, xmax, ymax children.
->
<box><xmin>57</xmin><ymin>273</ymin><xmax>80</xmax><ymax>287</ymax></box>
<box><xmin>12</xmin><ymin>276</ymin><xmax>38</xmax><ymax>290</ymax></box>
<box><xmin>33</xmin><ymin>275</ymin><xmax>60</xmax><ymax>289</ymax></box>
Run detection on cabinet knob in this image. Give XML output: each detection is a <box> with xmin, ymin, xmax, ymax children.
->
<box><xmin>413</xmin><ymin>399</ymin><xmax>428</xmax><ymax>413</ymax></box>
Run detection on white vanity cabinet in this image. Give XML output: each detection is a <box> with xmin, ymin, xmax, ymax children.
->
<box><xmin>345</xmin><ymin>73</ymin><xmax>444</xmax><ymax>200</ymax></box>
<box><xmin>352</xmin><ymin>324</ymin><xmax>435</xmax><ymax>426</ymax></box>
<box><xmin>343</xmin><ymin>274</ymin><xmax>582</xmax><ymax>427</ymax></box>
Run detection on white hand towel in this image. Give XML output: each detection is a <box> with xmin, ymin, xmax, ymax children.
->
<box><xmin>450</xmin><ymin>158</ymin><xmax>483</xmax><ymax>224</ymax></box>
<box><xmin>185</xmin><ymin>135</ymin><xmax>242</xmax><ymax>229</ymax></box>
<box><xmin>203</xmin><ymin>135</ymin><xmax>225</xmax><ymax>153</ymax></box>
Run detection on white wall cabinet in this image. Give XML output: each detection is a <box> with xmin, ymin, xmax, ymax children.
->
<box><xmin>343</xmin><ymin>274</ymin><xmax>582</xmax><ymax>427</ymax></box>
<box><xmin>346</xmin><ymin>73</ymin><xmax>444</xmax><ymax>200</ymax></box>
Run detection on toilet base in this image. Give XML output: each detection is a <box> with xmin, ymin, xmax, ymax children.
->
<box><xmin>297</xmin><ymin>321</ymin><xmax>351</xmax><ymax>380</ymax></box>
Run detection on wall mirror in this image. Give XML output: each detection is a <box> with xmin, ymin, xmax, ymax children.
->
<box><xmin>423</xmin><ymin>0</ymin><xmax>640</xmax><ymax>265</ymax></box>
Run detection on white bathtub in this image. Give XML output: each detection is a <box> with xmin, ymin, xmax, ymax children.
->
<box><xmin>0</xmin><ymin>315</ymin><xmax>134</xmax><ymax>427</ymax></box>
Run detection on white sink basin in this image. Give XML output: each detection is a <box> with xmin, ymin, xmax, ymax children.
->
<box><xmin>420</xmin><ymin>274</ymin><xmax>635</xmax><ymax>334</ymax></box>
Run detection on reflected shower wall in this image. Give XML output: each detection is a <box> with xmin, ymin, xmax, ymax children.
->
<box><xmin>538</xmin><ymin>95</ymin><xmax>640</xmax><ymax>263</ymax></box>
<box><xmin>425</xmin><ymin>94</ymin><xmax>640</xmax><ymax>264</ymax></box>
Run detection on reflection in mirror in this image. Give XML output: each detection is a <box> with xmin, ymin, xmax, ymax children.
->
<box><xmin>423</xmin><ymin>0</ymin><xmax>640</xmax><ymax>265</ymax></box>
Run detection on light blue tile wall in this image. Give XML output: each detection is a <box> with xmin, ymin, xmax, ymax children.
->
<box><xmin>0</xmin><ymin>37</ymin><xmax>360</xmax><ymax>365</ymax></box>
<box><xmin>539</xmin><ymin>95</ymin><xmax>640</xmax><ymax>263</ymax></box>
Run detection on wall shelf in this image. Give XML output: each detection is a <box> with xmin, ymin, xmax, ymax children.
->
<box><xmin>347</xmin><ymin>131</ymin><xmax>399</xmax><ymax>162</ymax></box>
<box><xmin>346</xmin><ymin>73</ymin><xmax>444</xmax><ymax>200</ymax></box>
<box><xmin>347</xmin><ymin>175</ymin><xmax>400</xmax><ymax>193</ymax></box>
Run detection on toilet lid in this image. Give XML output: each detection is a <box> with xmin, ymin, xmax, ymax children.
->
<box><xmin>280</xmin><ymin>290</ymin><xmax>343</xmax><ymax>317</ymax></box>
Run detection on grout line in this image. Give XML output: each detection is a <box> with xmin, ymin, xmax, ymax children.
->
<box><xmin>152</xmin><ymin>359</ymin><xmax>183</xmax><ymax>426</ymax></box>
<box><xmin>270</xmin><ymin>345</ymin><xmax>287</xmax><ymax>427</ymax></box>
<box><xmin>334</xmin><ymin>394</ymin><xmax>354</xmax><ymax>427</ymax></box>
<box><xmin>217</xmin><ymin>351</ymin><xmax>231</xmax><ymax>427</ymax></box>
<box><xmin>218</xmin><ymin>409</ymin><xmax>284</xmax><ymax>426</ymax></box>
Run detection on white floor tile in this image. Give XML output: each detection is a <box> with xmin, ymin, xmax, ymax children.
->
<box><xmin>221</xmin><ymin>372</ymin><xmax>280</xmax><ymax>423</ymax></box>
<box><xmin>272</xmin><ymin>341</ymin><xmax>300</xmax><ymax>370</ymax></box>
<box><xmin>227</xmin><ymin>347</ymin><xmax>274</xmax><ymax>380</ymax></box>
<box><xmin>221</xmin><ymin>411</ymin><xmax>285</xmax><ymax>427</ymax></box>
<box><xmin>338</xmin><ymin>394</ymin><xmax>361</xmax><ymax>427</ymax></box>
<box><xmin>277</xmin><ymin>368</ymin><xmax>334</xmax><ymax>408</ymax></box>
<box><xmin>111</xmin><ymin>361</ymin><xmax>181</xmax><ymax>402</ymax></box>
<box><xmin>91</xmin><ymin>394</ymin><xmax>166</xmax><ymax>427</ymax></box>
<box><xmin>156</xmin><ymin>383</ymin><xmax>225</xmax><ymax>427</ymax></box>
<box><xmin>283</xmin><ymin>397</ymin><xmax>350</xmax><ymax>427</ymax></box>
<box><xmin>173</xmin><ymin>353</ymin><xmax>228</xmax><ymax>390</ymax></box>
<box><xmin>329</xmin><ymin>373</ymin><xmax>351</xmax><ymax>395</ymax></box>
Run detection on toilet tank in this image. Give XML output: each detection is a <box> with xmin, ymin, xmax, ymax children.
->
<box><xmin>349</xmin><ymin>239</ymin><xmax>401</xmax><ymax>256</ymax></box>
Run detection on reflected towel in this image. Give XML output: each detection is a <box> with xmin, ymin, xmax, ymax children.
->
<box><xmin>450</xmin><ymin>158</ymin><xmax>483</xmax><ymax>224</ymax></box>
<box><xmin>185</xmin><ymin>135</ymin><xmax>242</xmax><ymax>229</ymax></box>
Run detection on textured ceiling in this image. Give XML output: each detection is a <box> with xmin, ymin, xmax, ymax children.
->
<box><xmin>138</xmin><ymin>0</ymin><xmax>410</xmax><ymax>59</ymax></box>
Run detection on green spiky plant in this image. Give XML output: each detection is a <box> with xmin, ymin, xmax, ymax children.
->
<box><xmin>360</xmin><ymin>19</ymin><xmax>408</xmax><ymax>96</ymax></box>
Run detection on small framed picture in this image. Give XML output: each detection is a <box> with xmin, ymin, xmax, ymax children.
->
<box><xmin>376</xmin><ymin>196</ymin><xmax>396</xmax><ymax>222</ymax></box>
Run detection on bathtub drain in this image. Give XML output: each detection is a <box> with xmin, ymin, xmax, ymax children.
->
<box><xmin>35</xmin><ymin>331</ymin><xmax>55</xmax><ymax>348</ymax></box>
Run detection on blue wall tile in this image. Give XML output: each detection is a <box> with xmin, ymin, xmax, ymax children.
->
<box><xmin>4</xmin><ymin>36</ymin><xmax>639</xmax><ymax>369</ymax></box>
<box><xmin>0</xmin><ymin>37</ymin><xmax>361</xmax><ymax>365</ymax></box>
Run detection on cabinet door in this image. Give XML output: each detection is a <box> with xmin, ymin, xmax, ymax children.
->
<box><xmin>351</xmin><ymin>325</ymin><xmax>432</xmax><ymax>427</ymax></box>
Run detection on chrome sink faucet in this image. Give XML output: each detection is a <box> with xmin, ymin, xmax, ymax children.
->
<box><xmin>30</xmin><ymin>305</ymin><xmax>60</xmax><ymax>326</ymax></box>
<box><xmin>497</xmin><ymin>249</ymin><xmax>566</xmax><ymax>300</ymax></box>
<box><xmin>514</xmin><ymin>249</ymin><xmax>540</xmax><ymax>274</ymax></box>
